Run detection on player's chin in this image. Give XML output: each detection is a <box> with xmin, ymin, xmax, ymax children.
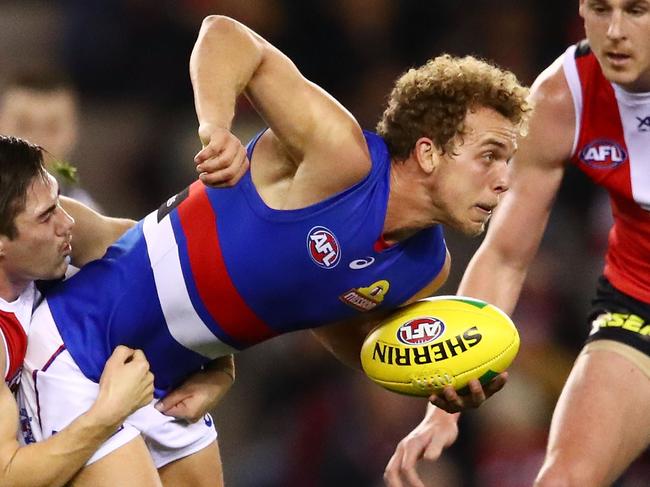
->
<box><xmin>457</xmin><ymin>219</ymin><xmax>487</xmax><ymax>238</ymax></box>
<box><xmin>48</xmin><ymin>259</ymin><xmax>69</xmax><ymax>280</ymax></box>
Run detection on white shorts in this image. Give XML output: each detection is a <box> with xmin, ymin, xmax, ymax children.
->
<box><xmin>19</xmin><ymin>301</ymin><xmax>217</xmax><ymax>468</ymax></box>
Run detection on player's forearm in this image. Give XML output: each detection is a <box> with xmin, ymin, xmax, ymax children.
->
<box><xmin>190</xmin><ymin>15</ymin><xmax>265</xmax><ymax>131</ymax></box>
<box><xmin>458</xmin><ymin>246</ymin><xmax>530</xmax><ymax>316</ymax></box>
<box><xmin>0</xmin><ymin>410</ymin><xmax>122</xmax><ymax>487</ymax></box>
<box><xmin>62</xmin><ymin>196</ymin><xmax>136</xmax><ymax>266</ymax></box>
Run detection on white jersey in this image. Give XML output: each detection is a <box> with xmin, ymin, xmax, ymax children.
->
<box><xmin>0</xmin><ymin>283</ymin><xmax>37</xmax><ymax>391</ymax></box>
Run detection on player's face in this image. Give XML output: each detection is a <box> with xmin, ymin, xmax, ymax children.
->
<box><xmin>580</xmin><ymin>0</ymin><xmax>650</xmax><ymax>91</ymax></box>
<box><xmin>0</xmin><ymin>88</ymin><xmax>78</xmax><ymax>162</ymax></box>
<box><xmin>0</xmin><ymin>173</ymin><xmax>75</xmax><ymax>287</ymax></box>
<box><xmin>431</xmin><ymin>107</ymin><xmax>516</xmax><ymax>237</ymax></box>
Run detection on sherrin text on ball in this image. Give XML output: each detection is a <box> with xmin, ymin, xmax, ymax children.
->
<box><xmin>360</xmin><ymin>296</ymin><xmax>520</xmax><ymax>397</ymax></box>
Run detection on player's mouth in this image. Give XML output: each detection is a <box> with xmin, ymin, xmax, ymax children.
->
<box><xmin>60</xmin><ymin>237</ymin><xmax>72</xmax><ymax>255</ymax></box>
<box><xmin>475</xmin><ymin>203</ymin><xmax>495</xmax><ymax>215</ymax></box>
<box><xmin>606</xmin><ymin>51</ymin><xmax>632</xmax><ymax>67</ymax></box>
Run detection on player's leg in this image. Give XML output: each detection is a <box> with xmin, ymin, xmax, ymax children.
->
<box><xmin>69</xmin><ymin>435</ymin><xmax>163</xmax><ymax>487</ymax></box>
<box><xmin>534</xmin><ymin>341</ymin><xmax>650</xmax><ymax>487</ymax></box>
<box><xmin>158</xmin><ymin>440</ymin><xmax>223</xmax><ymax>487</ymax></box>
<box><xmin>132</xmin><ymin>406</ymin><xmax>221</xmax><ymax>487</ymax></box>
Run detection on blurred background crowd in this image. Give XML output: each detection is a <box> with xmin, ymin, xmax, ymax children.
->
<box><xmin>1</xmin><ymin>1</ymin><xmax>646</xmax><ymax>486</ymax></box>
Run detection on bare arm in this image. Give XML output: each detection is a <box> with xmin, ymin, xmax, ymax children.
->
<box><xmin>190</xmin><ymin>16</ymin><xmax>369</xmax><ymax>184</ymax></box>
<box><xmin>458</xmin><ymin>60</ymin><xmax>574</xmax><ymax>314</ymax></box>
<box><xmin>0</xmin><ymin>346</ymin><xmax>153</xmax><ymax>487</ymax></box>
<box><xmin>61</xmin><ymin>196</ymin><xmax>135</xmax><ymax>267</ymax></box>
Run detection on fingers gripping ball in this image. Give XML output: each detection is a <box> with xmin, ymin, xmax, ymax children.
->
<box><xmin>360</xmin><ymin>296</ymin><xmax>520</xmax><ymax>397</ymax></box>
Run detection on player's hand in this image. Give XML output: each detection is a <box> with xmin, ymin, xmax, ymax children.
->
<box><xmin>384</xmin><ymin>409</ymin><xmax>460</xmax><ymax>487</ymax></box>
<box><xmin>195</xmin><ymin>124</ymin><xmax>249</xmax><ymax>187</ymax></box>
<box><xmin>429</xmin><ymin>372</ymin><xmax>508</xmax><ymax>414</ymax></box>
<box><xmin>154</xmin><ymin>356</ymin><xmax>234</xmax><ymax>422</ymax></box>
<box><xmin>91</xmin><ymin>346</ymin><xmax>154</xmax><ymax>426</ymax></box>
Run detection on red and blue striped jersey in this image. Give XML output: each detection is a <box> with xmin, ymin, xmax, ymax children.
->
<box><xmin>45</xmin><ymin>131</ymin><xmax>447</xmax><ymax>395</ymax></box>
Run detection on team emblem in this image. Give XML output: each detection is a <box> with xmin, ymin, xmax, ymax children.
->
<box><xmin>397</xmin><ymin>317</ymin><xmax>445</xmax><ymax>346</ymax></box>
<box><xmin>340</xmin><ymin>280</ymin><xmax>390</xmax><ymax>311</ymax></box>
<box><xmin>307</xmin><ymin>226</ymin><xmax>341</xmax><ymax>268</ymax></box>
<box><xmin>579</xmin><ymin>139</ymin><xmax>627</xmax><ymax>169</ymax></box>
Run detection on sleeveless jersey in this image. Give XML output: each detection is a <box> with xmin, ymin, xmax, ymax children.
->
<box><xmin>45</xmin><ymin>131</ymin><xmax>447</xmax><ymax>394</ymax></box>
<box><xmin>1</xmin><ymin>283</ymin><xmax>36</xmax><ymax>391</ymax></box>
<box><xmin>563</xmin><ymin>42</ymin><xmax>650</xmax><ymax>303</ymax></box>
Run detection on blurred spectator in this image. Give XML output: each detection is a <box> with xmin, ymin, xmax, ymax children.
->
<box><xmin>0</xmin><ymin>68</ymin><xmax>100</xmax><ymax>209</ymax></box>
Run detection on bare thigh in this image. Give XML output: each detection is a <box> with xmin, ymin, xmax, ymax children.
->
<box><xmin>539</xmin><ymin>343</ymin><xmax>650</xmax><ymax>486</ymax></box>
<box><xmin>158</xmin><ymin>440</ymin><xmax>223</xmax><ymax>487</ymax></box>
<box><xmin>69</xmin><ymin>435</ymin><xmax>163</xmax><ymax>487</ymax></box>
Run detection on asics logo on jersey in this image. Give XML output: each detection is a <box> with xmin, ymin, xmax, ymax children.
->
<box><xmin>637</xmin><ymin>116</ymin><xmax>650</xmax><ymax>132</ymax></box>
<box><xmin>349</xmin><ymin>257</ymin><xmax>375</xmax><ymax>269</ymax></box>
<box><xmin>579</xmin><ymin>139</ymin><xmax>627</xmax><ymax>169</ymax></box>
<box><xmin>307</xmin><ymin>226</ymin><xmax>341</xmax><ymax>269</ymax></box>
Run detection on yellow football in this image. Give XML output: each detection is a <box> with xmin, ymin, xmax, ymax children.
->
<box><xmin>360</xmin><ymin>296</ymin><xmax>520</xmax><ymax>397</ymax></box>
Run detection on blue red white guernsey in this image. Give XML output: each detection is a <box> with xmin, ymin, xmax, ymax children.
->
<box><xmin>44</xmin><ymin>131</ymin><xmax>447</xmax><ymax>395</ymax></box>
<box><xmin>1</xmin><ymin>283</ymin><xmax>36</xmax><ymax>391</ymax></box>
<box><xmin>563</xmin><ymin>42</ymin><xmax>650</xmax><ymax>304</ymax></box>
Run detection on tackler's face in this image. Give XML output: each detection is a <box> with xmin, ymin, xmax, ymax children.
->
<box><xmin>581</xmin><ymin>0</ymin><xmax>650</xmax><ymax>91</ymax></box>
<box><xmin>0</xmin><ymin>172</ymin><xmax>75</xmax><ymax>286</ymax></box>
<box><xmin>428</xmin><ymin>106</ymin><xmax>517</xmax><ymax>237</ymax></box>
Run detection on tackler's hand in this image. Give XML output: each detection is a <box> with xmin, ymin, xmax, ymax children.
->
<box><xmin>155</xmin><ymin>355</ymin><xmax>234</xmax><ymax>422</ymax></box>
<box><xmin>195</xmin><ymin>124</ymin><xmax>249</xmax><ymax>188</ymax></box>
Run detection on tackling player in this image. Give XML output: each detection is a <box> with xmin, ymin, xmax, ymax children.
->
<box><xmin>17</xmin><ymin>15</ymin><xmax>530</xmax><ymax>486</ymax></box>
<box><xmin>0</xmin><ymin>136</ymin><xmax>154</xmax><ymax>487</ymax></box>
<box><xmin>385</xmin><ymin>1</ymin><xmax>650</xmax><ymax>486</ymax></box>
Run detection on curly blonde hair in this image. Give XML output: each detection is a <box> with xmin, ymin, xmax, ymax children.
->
<box><xmin>377</xmin><ymin>54</ymin><xmax>531</xmax><ymax>160</ymax></box>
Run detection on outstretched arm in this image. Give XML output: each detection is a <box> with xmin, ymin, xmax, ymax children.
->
<box><xmin>0</xmin><ymin>346</ymin><xmax>153</xmax><ymax>487</ymax></box>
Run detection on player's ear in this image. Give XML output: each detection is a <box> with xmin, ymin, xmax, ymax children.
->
<box><xmin>413</xmin><ymin>137</ymin><xmax>439</xmax><ymax>174</ymax></box>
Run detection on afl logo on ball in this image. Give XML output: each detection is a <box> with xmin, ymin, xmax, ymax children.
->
<box><xmin>397</xmin><ymin>317</ymin><xmax>445</xmax><ymax>346</ymax></box>
<box><xmin>307</xmin><ymin>226</ymin><xmax>341</xmax><ymax>269</ymax></box>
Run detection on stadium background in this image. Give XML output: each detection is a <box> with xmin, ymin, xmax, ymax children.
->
<box><xmin>1</xmin><ymin>1</ymin><xmax>644</xmax><ymax>485</ymax></box>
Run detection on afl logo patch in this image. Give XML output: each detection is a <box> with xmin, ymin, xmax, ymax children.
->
<box><xmin>307</xmin><ymin>226</ymin><xmax>341</xmax><ymax>269</ymax></box>
<box><xmin>397</xmin><ymin>317</ymin><xmax>445</xmax><ymax>346</ymax></box>
<box><xmin>579</xmin><ymin>139</ymin><xmax>627</xmax><ymax>169</ymax></box>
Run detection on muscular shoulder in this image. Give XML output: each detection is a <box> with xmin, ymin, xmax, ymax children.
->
<box><xmin>522</xmin><ymin>56</ymin><xmax>576</xmax><ymax>169</ymax></box>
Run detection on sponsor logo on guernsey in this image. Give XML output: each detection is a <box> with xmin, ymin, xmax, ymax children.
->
<box><xmin>340</xmin><ymin>280</ymin><xmax>390</xmax><ymax>311</ymax></box>
<box><xmin>157</xmin><ymin>187</ymin><xmax>189</xmax><ymax>222</ymax></box>
<box><xmin>637</xmin><ymin>115</ymin><xmax>650</xmax><ymax>132</ymax></box>
<box><xmin>307</xmin><ymin>226</ymin><xmax>341</xmax><ymax>268</ymax></box>
<box><xmin>19</xmin><ymin>407</ymin><xmax>36</xmax><ymax>444</ymax></box>
<box><xmin>204</xmin><ymin>414</ymin><xmax>213</xmax><ymax>427</ymax></box>
<box><xmin>590</xmin><ymin>312</ymin><xmax>650</xmax><ymax>336</ymax></box>
<box><xmin>397</xmin><ymin>317</ymin><xmax>446</xmax><ymax>346</ymax></box>
<box><xmin>579</xmin><ymin>139</ymin><xmax>627</xmax><ymax>169</ymax></box>
<box><xmin>372</xmin><ymin>326</ymin><xmax>483</xmax><ymax>366</ymax></box>
<box><xmin>349</xmin><ymin>256</ymin><xmax>375</xmax><ymax>269</ymax></box>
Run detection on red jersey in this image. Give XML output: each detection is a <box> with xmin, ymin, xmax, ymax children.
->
<box><xmin>0</xmin><ymin>283</ymin><xmax>35</xmax><ymax>391</ymax></box>
<box><xmin>563</xmin><ymin>42</ymin><xmax>650</xmax><ymax>303</ymax></box>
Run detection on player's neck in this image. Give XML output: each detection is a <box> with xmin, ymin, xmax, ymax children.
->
<box><xmin>0</xmin><ymin>271</ymin><xmax>30</xmax><ymax>303</ymax></box>
<box><xmin>384</xmin><ymin>160</ymin><xmax>438</xmax><ymax>242</ymax></box>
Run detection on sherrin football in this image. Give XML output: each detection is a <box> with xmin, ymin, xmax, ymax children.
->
<box><xmin>360</xmin><ymin>296</ymin><xmax>520</xmax><ymax>397</ymax></box>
